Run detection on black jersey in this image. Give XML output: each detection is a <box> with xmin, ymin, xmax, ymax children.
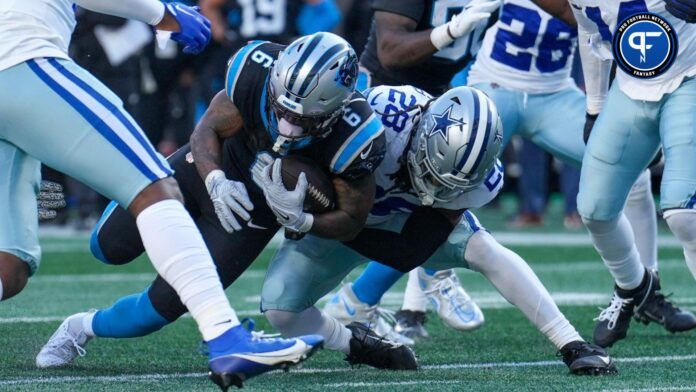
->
<box><xmin>360</xmin><ymin>0</ymin><xmax>496</xmax><ymax>95</ymax></box>
<box><xmin>223</xmin><ymin>41</ymin><xmax>386</xmax><ymax>185</ymax></box>
<box><xmin>224</xmin><ymin>0</ymin><xmax>303</xmax><ymax>51</ymax></box>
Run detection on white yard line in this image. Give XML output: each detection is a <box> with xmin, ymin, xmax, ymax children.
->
<box><xmin>323</xmin><ymin>380</ymin><xmax>461</xmax><ymax>388</ymax></box>
<box><xmin>37</xmin><ymin>232</ymin><xmax>686</xmax><ymax>253</ymax></box>
<box><xmin>1</xmin><ymin>355</ymin><xmax>695</xmax><ymax>386</ymax></box>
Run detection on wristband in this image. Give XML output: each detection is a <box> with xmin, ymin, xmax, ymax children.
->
<box><xmin>430</xmin><ymin>23</ymin><xmax>455</xmax><ymax>50</ymax></box>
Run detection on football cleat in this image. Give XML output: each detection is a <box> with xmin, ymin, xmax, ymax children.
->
<box><xmin>559</xmin><ymin>341</ymin><xmax>618</xmax><ymax>376</ymax></box>
<box><xmin>36</xmin><ymin>312</ymin><xmax>93</xmax><ymax>368</ymax></box>
<box><xmin>633</xmin><ymin>272</ymin><xmax>696</xmax><ymax>333</ymax></box>
<box><xmin>344</xmin><ymin>322</ymin><xmax>418</xmax><ymax>370</ymax></box>
<box><xmin>394</xmin><ymin>310</ymin><xmax>429</xmax><ymax>340</ymax></box>
<box><xmin>208</xmin><ymin>319</ymin><xmax>323</xmax><ymax>390</ymax></box>
<box><xmin>419</xmin><ymin>269</ymin><xmax>484</xmax><ymax>331</ymax></box>
<box><xmin>323</xmin><ymin>284</ymin><xmax>414</xmax><ymax>345</ymax></box>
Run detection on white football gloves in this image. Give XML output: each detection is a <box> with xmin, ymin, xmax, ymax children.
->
<box><xmin>205</xmin><ymin>170</ymin><xmax>254</xmax><ymax>233</ymax></box>
<box><xmin>430</xmin><ymin>0</ymin><xmax>501</xmax><ymax>50</ymax></box>
<box><xmin>37</xmin><ymin>180</ymin><xmax>66</xmax><ymax>221</ymax></box>
<box><xmin>259</xmin><ymin>159</ymin><xmax>314</xmax><ymax>233</ymax></box>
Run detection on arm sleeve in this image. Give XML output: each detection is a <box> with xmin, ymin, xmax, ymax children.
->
<box><xmin>572</xmin><ymin>7</ymin><xmax>612</xmax><ymax>115</ymax></box>
<box><xmin>342</xmin><ymin>207</ymin><xmax>457</xmax><ymax>273</ymax></box>
<box><xmin>372</xmin><ymin>0</ymin><xmax>424</xmax><ymax>22</ymax></box>
<box><xmin>74</xmin><ymin>0</ymin><xmax>165</xmax><ymax>26</ymax></box>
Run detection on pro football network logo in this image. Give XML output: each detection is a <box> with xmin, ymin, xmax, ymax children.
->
<box><xmin>613</xmin><ymin>13</ymin><xmax>678</xmax><ymax>79</ymax></box>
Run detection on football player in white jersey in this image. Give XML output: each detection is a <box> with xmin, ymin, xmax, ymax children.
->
<box><xmin>0</xmin><ymin>0</ymin><xmax>321</xmax><ymax>387</ymax></box>
<box><xmin>328</xmin><ymin>0</ymin><xmax>683</xmax><ymax>342</ymax></box>
<box><xmin>261</xmin><ymin>85</ymin><xmax>617</xmax><ymax>375</ymax></box>
<box><xmin>570</xmin><ymin>0</ymin><xmax>696</xmax><ymax>347</ymax></box>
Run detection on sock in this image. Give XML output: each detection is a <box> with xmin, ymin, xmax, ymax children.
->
<box><xmin>83</xmin><ymin>312</ymin><xmax>95</xmax><ymax>337</ymax></box>
<box><xmin>582</xmin><ymin>215</ymin><xmax>645</xmax><ymax>290</ymax></box>
<box><xmin>402</xmin><ymin>269</ymin><xmax>428</xmax><ymax>312</ymax></box>
<box><xmin>625</xmin><ymin>170</ymin><xmax>658</xmax><ymax>271</ymax></box>
<box><xmin>665</xmin><ymin>209</ymin><xmax>696</xmax><ymax>280</ymax></box>
<box><xmin>423</xmin><ymin>268</ymin><xmax>438</xmax><ymax>276</ymax></box>
<box><xmin>352</xmin><ymin>262</ymin><xmax>404</xmax><ymax>306</ymax></box>
<box><xmin>465</xmin><ymin>231</ymin><xmax>582</xmax><ymax>350</ymax></box>
<box><xmin>136</xmin><ymin>200</ymin><xmax>238</xmax><ymax>341</ymax></box>
<box><xmin>265</xmin><ymin>308</ymin><xmax>351</xmax><ymax>354</ymax></box>
<box><xmin>0</xmin><ymin>278</ymin><xmax>3</xmax><ymax>301</ymax></box>
<box><xmin>90</xmin><ymin>289</ymin><xmax>170</xmax><ymax>338</ymax></box>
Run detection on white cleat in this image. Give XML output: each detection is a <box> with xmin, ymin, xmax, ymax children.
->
<box><xmin>323</xmin><ymin>284</ymin><xmax>415</xmax><ymax>346</ymax></box>
<box><xmin>36</xmin><ymin>312</ymin><xmax>93</xmax><ymax>368</ymax></box>
<box><xmin>419</xmin><ymin>268</ymin><xmax>484</xmax><ymax>331</ymax></box>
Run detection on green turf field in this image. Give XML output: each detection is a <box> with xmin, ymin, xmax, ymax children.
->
<box><xmin>1</xmin><ymin>200</ymin><xmax>696</xmax><ymax>391</ymax></box>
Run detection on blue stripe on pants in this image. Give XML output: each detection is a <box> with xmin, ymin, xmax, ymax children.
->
<box><xmin>26</xmin><ymin>59</ymin><xmax>161</xmax><ymax>181</ymax></box>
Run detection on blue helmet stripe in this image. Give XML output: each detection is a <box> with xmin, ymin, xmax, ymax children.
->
<box><xmin>287</xmin><ymin>33</ymin><xmax>324</xmax><ymax>92</ymax></box>
<box><xmin>296</xmin><ymin>43</ymin><xmax>345</xmax><ymax>96</ymax></box>
<box><xmin>453</xmin><ymin>90</ymin><xmax>480</xmax><ymax>173</ymax></box>
<box><xmin>467</xmin><ymin>92</ymin><xmax>493</xmax><ymax>174</ymax></box>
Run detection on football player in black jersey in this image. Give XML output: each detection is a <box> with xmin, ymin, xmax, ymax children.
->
<box><xmin>37</xmin><ymin>33</ymin><xmax>417</xmax><ymax>389</ymax></box>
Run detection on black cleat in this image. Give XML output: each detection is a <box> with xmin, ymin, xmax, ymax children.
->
<box><xmin>634</xmin><ymin>271</ymin><xmax>696</xmax><ymax>333</ymax></box>
<box><xmin>345</xmin><ymin>322</ymin><xmax>418</xmax><ymax>370</ymax></box>
<box><xmin>559</xmin><ymin>341</ymin><xmax>618</xmax><ymax>376</ymax></box>
<box><xmin>394</xmin><ymin>310</ymin><xmax>429</xmax><ymax>340</ymax></box>
<box><xmin>593</xmin><ymin>290</ymin><xmax>635</xmax><ymax>348</ymax></box>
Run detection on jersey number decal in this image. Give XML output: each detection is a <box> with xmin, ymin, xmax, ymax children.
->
<box><xmin>239</xmin><ymin>0</ymin><xmax>287</xmax><ymax>37</ymax></box>
<box><xmin>381</xmin><ymin>89</ymin><xmax>417</xmax><ymax>133</ymax></box>
<box><xmin>251</xmin><ymin>50</ymin><xmax>274</xmax><ymax>68</ymax></box>
<box><xmin>490</xmin><ymin>4</ymin><xmax>576</xmax><ymax>73</ymax></box>
<box><xmin>343</xmin><ymin>108</ymin><xmax>361</xmax><ymax>127</ymax></box>
<box><xmin>583</xmin><ymin>0</ymin><xmax>648</xmax><ymax>42</ymax></box>
<box><xmin>431</xmin><ymin>0</ymin><xmax>488</xmax><ymax>61</ymax></box>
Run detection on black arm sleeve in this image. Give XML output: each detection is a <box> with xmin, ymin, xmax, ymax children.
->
<box><xmin>343</xmin><ymin>207</ymin><xmax>457</xmax><ymax>273</ymax></box>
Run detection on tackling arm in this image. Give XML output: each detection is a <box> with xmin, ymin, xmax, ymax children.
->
<box><xmin>74</xmin><ymin>0</ymin><xmax>166</xmax><ymax>26</ymax></box>
<box><xmin>309</xmin><ymin>174</ymin><xmax>376</xmax><ymax>241</ymax></box>
<box><xmin>343</xmin><ymin>208</ymin><xmax>462</xmax><ymax>273</ymax></box>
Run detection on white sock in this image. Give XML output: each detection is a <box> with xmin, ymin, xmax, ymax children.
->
<box><xmin>401</xmin><ymin>269</ymin><xmax>428</xmax><ymax>312</ymax></box>
<box><xmin>83</xmin><ymin>312</ymin><xmax>96</xmax><ymax>337</ymax></box>
<box><xmin>625</xmin><ymin>170</ymin><xmax>658</xmax><ymax>271</ymax></box>
<box><xmin>136</xmin><ymin>200</ymin><xmax>239</xmax><ymax>341</ymax></box>
<box><xmin>665</xmin><ymin>209</ymin><xmax>696</xmax><ymax>280</ymax></box>
<box><xmin>0</xmin><ymin>278</ymin><xmax>3</xmax><ymax>301</ymax></box>
<box><xmin>465</xmin><ymin>231</ymin><xmax>582</xmax><ymax>350</ymax></box>
<box><xmin>265</xmin><ymin>308</ymin><xmax>352</xmax><ymax>354</ymax></box>
<box><xmin>582</xmin><ymin>215</ymin><xmax>645</xmax><ymax>290</ymax></box>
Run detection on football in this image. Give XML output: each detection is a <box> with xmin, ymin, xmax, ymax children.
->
<box><xmin>280</xmin><ymin>155</ymin><xmax>335</xmax><ymax>214</ymax></box>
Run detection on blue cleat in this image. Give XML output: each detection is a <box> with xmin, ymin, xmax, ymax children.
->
<box><xmin>207</xmin><ymin>319</ymin><xmax>323</xmax><ymax>390</ymax></box>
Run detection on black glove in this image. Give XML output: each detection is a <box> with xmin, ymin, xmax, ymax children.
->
<box><xmin>583</xmin><ymin>112</ymin><xmax>599</xmax><ymax>145</ymax></box>
<box><xmin>666</xmin><ymin>0</ymin><xmax>696</xmax><ymax>23</ymax></box>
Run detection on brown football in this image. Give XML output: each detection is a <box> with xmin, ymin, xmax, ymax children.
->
<box><xmin>280</xmin><ymin>155</ymin><xmax>335</xmax><ymax>214</ymax></box>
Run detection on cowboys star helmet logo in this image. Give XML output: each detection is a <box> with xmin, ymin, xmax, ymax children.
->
<box><xmin>429</xmin><ymin>105</ymin><xmax>465</xmax><ymax>143</ymax></box>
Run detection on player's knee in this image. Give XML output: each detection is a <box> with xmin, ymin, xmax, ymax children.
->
<box><xmin>90</xmin><ymin>228</ymin><xmax>135</xmax><ymax>265</ymax></box>
<box><xmin>0</xmin><ymin>253</ymin><xmax>30</xmax><ymax>300</ymax></box>
<box><xmin>665</xmin><ymin>209</ymin><xmax>696</xmax><ymax>245</ymax></box>
<box><xmin>264</xmin><ymin>309</ymin><xmax>302</xmax><ymax>335</ymax></box>
<box><xmin>581</xmin><ymin>215</ymin><xmax>619</xmax><ymax>234</ymax></box>
<box><xmin>129</xmin><ymin>177</ymin><xmax>184</xmax><ymax>216</ymax></box>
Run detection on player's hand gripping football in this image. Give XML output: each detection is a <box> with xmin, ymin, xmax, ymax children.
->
<box><xmin>37</xmin><ymin>180</ymin><xmax>66</xmax><ymax>221</ymax></box>
<box><xmin>205</xmin><ymin>170</ymin><xmax>254</xmax><ymax>233</ymax></box>
<box><xmin>430</xmin><ymin>0</ymin><xmax>502</xmax><ymax>50</ymax></box>
<box><xmin>260</xmin><ymin>159</ymin><xmax>314</xmax><ymax>233</ymax></box>
<box><xmin>161</xmin><ymin>2</ymin><xmax>212</xmax><ymax>54</ymax></box>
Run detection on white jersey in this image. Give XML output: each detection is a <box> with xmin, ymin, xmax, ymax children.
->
<box><xmin>364</xmin><ymin>85</ymin><xmax>504</xmax><ymax>226</ymax></box>
<box><xmin>571</xmin><ymin>0</ymin><xmax>696</xmax><ymax>101</ymax></box>
<box><xmin>0</xmin><ymin>0</ymin><xmax>77</xmax><ymax>71</ymax></box>
<box><xmin>468</xmin><ymin>0</ymin><xmax>577</xmax><ymax>94</ymax></box>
